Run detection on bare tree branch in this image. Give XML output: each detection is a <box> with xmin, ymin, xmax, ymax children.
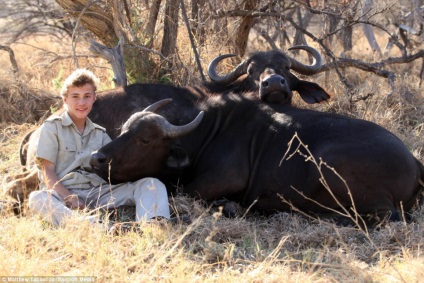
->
<box><xmin>361</xmin><ymin>0</ymin><xmax>382</xmax><ymax>57</ymax></box>
<box><xmin>321</xmin><ymin>50</ymin><xmax>424</xmax><ymax>95</ymax></box>
<box><xmin>286</xmin><ymin>16</ymin><xmax>355</xmax><ymax>91</ymax></box>
<box><xmin>0</xmin><ymin>0</ymin><xmax>74</xmax><ymax>44</ymax></box>
<box><xmin>144</xmin><ymin>0</ymin><xmax>162</xmax><ymax>48</ymax></box>
<box><xmin>180</xmin><ymin>0</ymin><xmax>205</xmax><ymax>82</ymax></box>
<box><xmin>0</xmin><ymin>45</ymin><xmax>20</xmax><ymax>79</ymax></box>
<box><xmin>321</xmin><ymin>50</ymin><xmax>424</xmax><ymax>73</ymax></box>
<box><xmin>71</xmin><ymin>1</ymin><xmax>98</xmax><ymax>68</ymax></box>
<box><xmin>254</xmin><ymin>28</ymin><xmax>279</xmax><ymax>50</ymax></box>
<box><xmin>0</xmin><ymin>44</ymin><xmax>45</xmax><ymax>101</ymax></box>
<box><xmin>55</xmin><ymin>0</ymin><xmax>117</xmax><ymax>47</ymax></box>
<box><xmin>88</xmin><ymin>39</ymin><xmax>127</xmax><ymax>87</ymax></box>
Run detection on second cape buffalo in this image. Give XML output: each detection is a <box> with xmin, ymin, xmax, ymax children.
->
<box><xmin>205</xmin><ymin>45</ymin><xmax>330</xmax><ymax>104</ymax></box>
<box><xmin>90</xmin><ymin>87</ymin><xmax>424</xmax><ymax>224</ymax></box>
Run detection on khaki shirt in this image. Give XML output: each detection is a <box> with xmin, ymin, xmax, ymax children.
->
<box><xmin>36</xmin><ymin>111</ymin><xmax>112</xmax><ymax>190</ymax></box>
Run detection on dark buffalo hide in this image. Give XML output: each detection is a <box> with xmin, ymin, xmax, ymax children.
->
<box><xmin>90</xmin><ymin>88</ymin><xmax>424</xmax><ymax>225</ymax></box>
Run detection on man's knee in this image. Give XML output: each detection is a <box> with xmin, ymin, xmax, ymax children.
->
<box><xmin>27</xmin><ymin>190</ymin><xmax>50</xmax><ymax>211</ymax></box>
<box><xmin>135</xmin><ymin>177</ymin><xmax>166</xmax><ymax>192</ymax></box>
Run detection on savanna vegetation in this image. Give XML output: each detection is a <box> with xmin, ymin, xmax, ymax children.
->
<box><xmin>0</xmin><ymin>0</ymin><xmax>423</xmax><ymax>282</ymax></box>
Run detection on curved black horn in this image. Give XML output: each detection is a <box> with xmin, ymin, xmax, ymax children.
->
<box><xmin>160</xmin><ymin>111</ymin><xmax>205</xmax><ymax>138</ymax></box>
<box><xmin>142</xmin><ymin>98</ymin><xmax>173</xmax><ymax>113</ymax></box>
<box><xmin>208</xmin><ymin>54</ymin><xmax>247</xmax><ymax>85</ymax></box>
<box><xmin>287</xmin><ymin>45</ymin><xmax>322</xmax><ymax>75</ymax></box>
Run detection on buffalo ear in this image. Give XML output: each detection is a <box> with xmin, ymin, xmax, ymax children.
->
<box><xmin>166</xmin><ymin>145</ymin><xmax>190</xmax><ymax>169</ymax></box>
<box><xmin>296</xmin><ymin>80</ymin><xmax>331</xmax><ymax>104</ymax></box>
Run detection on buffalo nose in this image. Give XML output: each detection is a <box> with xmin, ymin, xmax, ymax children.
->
<box><xmin>261</xmin><ymin>75</ymin><xmax>286</xmax><ymax>90</ymax></box>
<box><xmin>90</xmin><ymin>151</ymin><xmax>108</xmax><ymax>167</ymax></box>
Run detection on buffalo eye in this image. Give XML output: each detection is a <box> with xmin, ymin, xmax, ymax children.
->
<box><xmin>140</xmin><ymin>138</ymin><xmax>151</xmax><ymax>145</ymax></box>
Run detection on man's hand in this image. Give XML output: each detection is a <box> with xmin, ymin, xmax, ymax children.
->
<box><xmin>40</xmin><ymin>159</ymin><xmax>86</xmax><ymax>210</ymax></box>
<box><xmin>64</xmin><ymin>194</ymin><xmax>86</xmax><ymax>210</ymax></box>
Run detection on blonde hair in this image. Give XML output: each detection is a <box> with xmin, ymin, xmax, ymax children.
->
<box><xmin>60</xmin><ymin>69</ymin><xmax>100</xmax><ymax>97</ymax></box>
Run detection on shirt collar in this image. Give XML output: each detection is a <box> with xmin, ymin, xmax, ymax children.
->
<box><xmin>62</xmin><ymin>111</ymin><xmax>96</xmax><ymax>133</ymax></box>
<box><xmin>61</xmin><ymin>111</ymin><xmax>74</xmax><ymax>127</ymax></box>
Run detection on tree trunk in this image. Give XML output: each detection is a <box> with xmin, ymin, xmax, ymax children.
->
<box><xmin>232</xmin><ymin>0</ymin><xmax>260</xmax><ymax>57</ymax></box>
<box><xmin>161</xmin><ymin>0</ymin><xmax>179</xmax><ymax>67</ymax></box>
<box><xmin>361</xmin><ymin>0</ymin><xmax>382</xmax><ymax>57</ymax></box>
<box><xmin>145</xmin><ymin>0</ymin><xmax>162</xmax><ymax>48</ymax></box>
<box><xmin>54</xmin><ymin>0</ymin><xmax>117</xmax><ymax>47</ymax></box>
<box><xmin>89</xmin><ymin>39</ymin><xmax>127</xmax><ymax>87</ymax></box>
<box><xmin>293</xmin><ymin>7</ymin><xmax>313</xmax><ymax>52</ymax></box>
<box><xmin>190</xmin><ymin>0</ymin><xmax>206</xmax><ymax>46</ymax></box>
<box><xmin>55</xmin><ymin>0</ymin><xmax>164</xmax><ymax>83</ymax></box>
<box><xmin>340</xmin><ymin>1</ymin><xmax>359</xmax><ymax>55</ymax></box>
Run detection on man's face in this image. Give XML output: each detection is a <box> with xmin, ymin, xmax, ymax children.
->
<box><xmin>63</xmin><ymin>84</ymin><xmax>96</xmax><ymax>122</ymax></box>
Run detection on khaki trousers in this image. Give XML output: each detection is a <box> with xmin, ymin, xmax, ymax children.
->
<box><xmin>28</xmin><ymin>177</ymin><xmax>171</xmax><ymax>226</ymax></box>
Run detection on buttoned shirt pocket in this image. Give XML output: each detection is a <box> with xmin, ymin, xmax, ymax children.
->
<box><xmin>57</xmin><ymin>140</ymin><xmax>77</xmax><ymax>173</ymax></box>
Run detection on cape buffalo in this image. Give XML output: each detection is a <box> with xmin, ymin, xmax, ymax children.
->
<box><xmin>89</xmin><ymin>91</ymin><xmax>424</xmax><ymax>225</ymax></box>
<box><xmin>205</xmin><ymin>45</ymin><xmax>330</xmax><ymax>104</ymax></box>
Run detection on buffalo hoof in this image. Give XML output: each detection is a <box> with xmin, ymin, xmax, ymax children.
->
<box><xmin>212</xmin><ymin>199</ymin><xmax>240</xmax><ymax>218</ymax></box>
<box><xmin>223</xmin><ymin>202</ymin><xmax>239</xmax><ymax>218</ymax></box>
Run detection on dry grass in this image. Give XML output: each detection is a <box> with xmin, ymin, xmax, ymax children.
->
<box><xmin>0</xmin><ymin>26</ymin><xmax>423</xmax><ymax>282</ymax></box>
<box><xmin>0</xmin><ymin>203</ymin><xmax>423</xmax><ymax>282</ymax></box>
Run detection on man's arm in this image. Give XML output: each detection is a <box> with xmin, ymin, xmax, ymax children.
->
<box><xmin>40</xmin><ymin>159</ymin><xmax>86</xmax><ymax>210</ymax></box>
